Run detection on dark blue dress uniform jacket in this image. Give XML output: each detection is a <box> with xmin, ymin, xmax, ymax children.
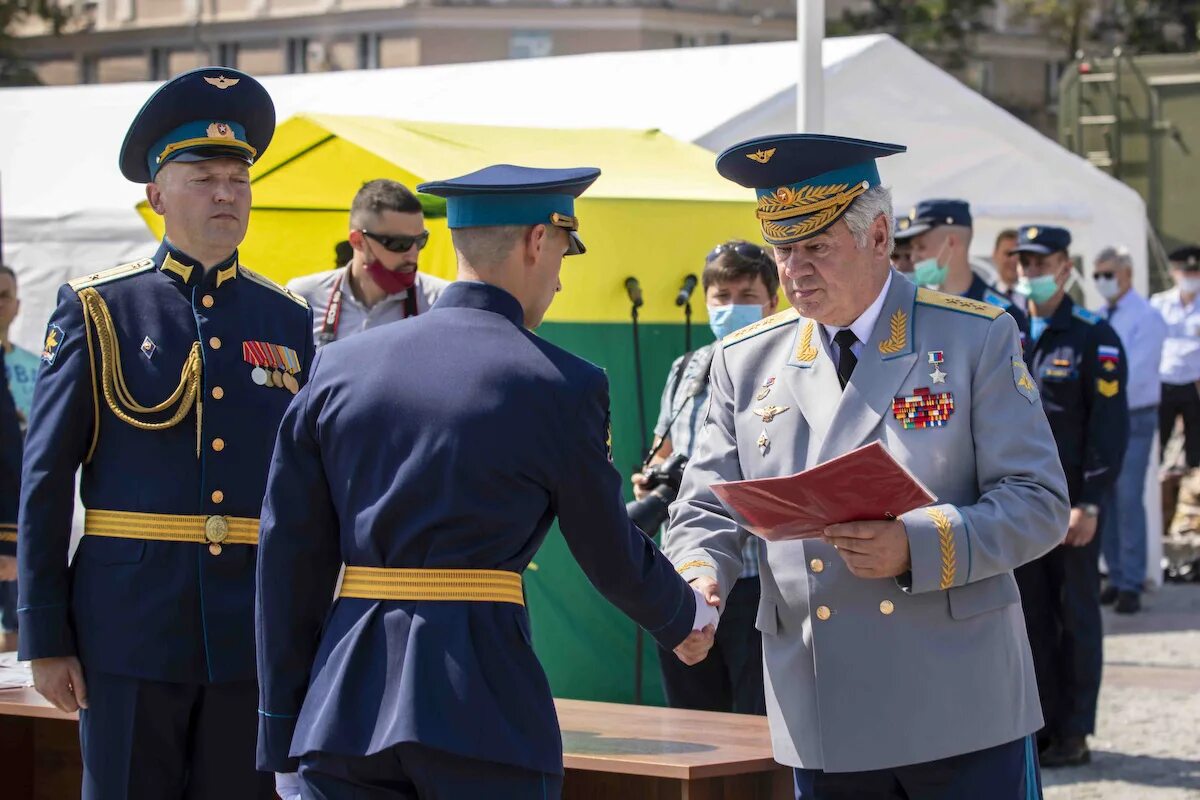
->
<box><xmin>0</xmin><ymin>349</ymin><xmax>21</xmax><ymax>555</ymax></box>
<box><xmin>1025</xmin><ymin>296</ymin><xmax>1129</xmax><ymax>505</ymax></box>
<box><xmin>18</xmin><ymin>241</ymin><xmax>313</xmax><ymax>684</ymax></box>
<box><xmin>255</xmin><ymin>281</ymin><xmax>697</xmax><ymax>775</ymax></box>
<box><xmin>967</xmin><ymin>273</ymin><xmax>1030</xmax><ymax>343</ymax></box>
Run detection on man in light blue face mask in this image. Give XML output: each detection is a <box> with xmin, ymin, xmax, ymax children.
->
<box><xmin>632</xmin><ymin>238</ymin><xmax>778</xmax><ymax>717</ymax></box>
<box><xmin>895</xmin><ymin>198</ymin><xmax>1030</xmax><ymax>347</ymax></box>
<box><xmin>1012</xmin><ymin>223</ymin><xmax>1130</xmax><ymax>769</ymax></box>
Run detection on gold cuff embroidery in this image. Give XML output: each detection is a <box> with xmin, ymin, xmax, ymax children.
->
<box><xmin>926</xmin><ymin>507</ymin><xmax>957</xmax><ymax>590</ymax></box>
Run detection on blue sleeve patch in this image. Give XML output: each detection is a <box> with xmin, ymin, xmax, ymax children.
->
<box><xmin>1072</xmin><ymin>306</ymin><xmax>1101</xmax><ymax>325</ymax></box>
<box><xmin>40</xmin><ymin>324</ymin><xmax>65</xmax><ymax>365</ymax></box>
<box><xmin>982</xmin><ymin>290</ymin><xmax>1012</xmax><ymax>310</ymax></box>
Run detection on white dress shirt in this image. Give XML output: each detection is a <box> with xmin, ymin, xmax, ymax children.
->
<box><xmin>1151</xmin><ymin>288</ymin><xmax>1200</xmax><ymax>385</ymax></box>
<box><xmin>823</xmin><ymin>271</ymin><xmax>893</xmax><ymax>366</ymax></box>
<box><xmin>1100</xmin><ymin>288</ymin><xmax>1167</xmax><ymax>410</ymax></box>
<box><xmin>287</xmin><ymin>265</ymin><xmax>451</xmax><ymax>346</ymax></box>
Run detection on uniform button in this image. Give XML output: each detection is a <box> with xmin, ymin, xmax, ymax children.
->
<box><xmin>212</xmin><ymin>438</ymin><xmax>225</xmax><ymax>452</ymax></box>
<box><xmin>815</xmin><ymin>605</ymin><xmax>831</xmax><ymax>621</ymax></box>
<box><xmin>201</xmin><ymin>295</ymin><xmax>214</xmax><ymax>308</ymax></box>
<box><xmin>810</xmin><ymin>558</ymin><xmax>825</xmax><ymax>573</ymax></box>
<box><xmin>209</xmin><ymin>337</ymin><xmax>222</xmax><ymax>350</ymax></box>
<box><xmin>880</xmin><ymin>600</ymin><xmax>895</xmax><ymax>616</ymax></box>
<box><xmin>211</xmin><ymin>490</ymin><xmax>224</xmax><ymax>503</ymax></box>
<box><xmin>211</xmin><ymin>386</ymin><xmax>224</xmax><ymax>400</ymax></box>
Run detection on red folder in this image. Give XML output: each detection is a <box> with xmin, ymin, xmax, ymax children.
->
<box><xmin>710</xmin><ymin>441</ymin><xmax>936</xmax><ymax>541</ymax></box>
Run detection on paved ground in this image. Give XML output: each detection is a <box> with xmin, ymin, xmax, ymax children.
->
<box><xmin>1042</xmin><ymin>582</ymin><xmax>1200</xmax><ymax>799</ymax></box>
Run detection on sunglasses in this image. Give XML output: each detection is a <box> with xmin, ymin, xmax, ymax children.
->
<box><xmin>361</xmin><ymin>229</ymin><xmax>430</xmax><ymax>253</ymax></box>
<box><xmin>1093</xmin><ymin>271</ymin><xmax>1117</xmax><ymax>279</ymax></box>
<box><xmin>706</xmin><ymin>242</ymin><xmax>768</xmax><ymax>263</ymax></box>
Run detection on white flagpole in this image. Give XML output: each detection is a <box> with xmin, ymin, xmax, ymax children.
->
<box><xmin>796</xmin><ymin>0</ymin><xmax>825</xmax><ymax>133</ymax></box>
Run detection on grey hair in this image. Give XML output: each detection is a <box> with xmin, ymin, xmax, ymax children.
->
<box><xmin>841</xmin><ymin>185</ymin><xmax>894</xmax><ymax>253</ymax></box>
<box><xmin>1095</xmin><ymin>245</ymin><xmax>1133</xmax><ymax>271</ymax></box>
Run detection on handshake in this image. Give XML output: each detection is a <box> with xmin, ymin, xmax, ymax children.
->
<box><xmin>673</xmin><ymin>577</ymin><xmax>722</xmax><ymax>666</ymax></box>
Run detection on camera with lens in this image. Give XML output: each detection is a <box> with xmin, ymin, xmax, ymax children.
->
<box><xmin>626</xmin><ymin>452</ymin><xmax>689</xmax><ymax>534</ymax></box>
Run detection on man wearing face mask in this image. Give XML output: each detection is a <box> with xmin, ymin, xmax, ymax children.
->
<box><xmin>1093</xmin><ymin>246</ymin><xmax>1165</xmax><ymax>615</ymax></box>
<box><xmin>1151</xmin><ymin>245</ymin><xmax>1200</xmax><ymax>474</ymax></box>
<box><xmin>895</xmin><ymin>199</ymin><xmax>1029</xmax><ymax>345</ymax></box>
<box><xmin>632</xmin><ymin>239</ymin><xmax>777</xmax><ymax>715</ymax></box>
<box><xmin>288</xmin><ymin>179</ymin><xmax>449</xmax><ymax>346</ymax></box>
<box><xmin>1012</xmin><ymin>224</ymin><xmax>1129</xmax><ymax>768</ymax></box>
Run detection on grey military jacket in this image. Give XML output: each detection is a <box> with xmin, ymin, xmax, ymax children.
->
<box><xmin>664</xmin><ymin>272</ymin><xmax>1069</xmax><ymax>772</ymax></box>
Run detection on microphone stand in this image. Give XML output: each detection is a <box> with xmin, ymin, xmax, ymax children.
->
<box><xmin>684</xmin><ymin>300</ymin><xmax>692</xmax><ymax>352</ymax></box>
<box><xmin>624</xmin><ymin>277</ymin><xmax>648</xmax><ymax>705</ymax></box>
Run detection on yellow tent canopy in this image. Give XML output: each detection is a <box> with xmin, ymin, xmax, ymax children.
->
<box><xmin>136</xmin><ymin>114</ymin><xmax>761</xmax><ymax>324</ymax></box>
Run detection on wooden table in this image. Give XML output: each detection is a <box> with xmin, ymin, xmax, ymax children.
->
<box><xmin>0</xmin><ymin>688</ymin><xmax>789</xmax><ymax>799</ymax></box>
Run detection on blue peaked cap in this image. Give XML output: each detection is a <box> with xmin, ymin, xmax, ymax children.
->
<box><xmin>418</xmin><ymin>165</ymin><xmax>600</xmax><ymax>256</ymax></box>
<box><xmin>1011</xmin><ymin>225</ymin><xmax>1071</xmax><ymax>255</ymax></box>
<box><xmin>893</xmin><ymin>199</ymin><xmax>973</xmax><ymax>241</ymax></box>
<box><xmin>716</xmin><ymin>134</ymin><xmax>906</xmax><ymax>245</ymax></box>
<box><xmin>120</xmin><ymin>67</ymin><xmax>275</xmax><ymax>183</ymax></box>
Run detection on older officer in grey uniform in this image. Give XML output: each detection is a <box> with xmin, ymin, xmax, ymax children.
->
<box><xmin>663</xmin><ymin>134</ymin><xmax>1070</xmax><ymax>799</ymax></box>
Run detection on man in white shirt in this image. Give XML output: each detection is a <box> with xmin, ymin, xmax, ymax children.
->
<box><xmin>288</xmin><ymin>179</ymin><xmax>449</xmax><ymax>346</ymax></box>
<box><xmin>1094</xmin><ymin>246</ymin><xmax>1167</xmax><ymax>614</ymax></box>
<box><xmin>1151</xmin><ymin>245</ymin><xmax>1200</xmax><ymax>471</ymax></box>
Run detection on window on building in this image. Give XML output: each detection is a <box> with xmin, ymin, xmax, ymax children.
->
<box><xmin>1045</xmin><ymin>61</ymin><xmax>1063</xmax><ymax>106</ymax></box>
<box><xmin>215</xmin><ymin>43</ymin><xmax>239</xmax><ymax>69</ymax></box>
<box><xmin>149</xmin><ymin>48</ymin><xmax>169</xmax><ymax>80</ymax></box>
<box><xmin>509</xmin><ymin>31</ymin><xmax>553</xmax><ymax>60</ymax></box>
<box><xmin>358</xmin><ymin>33</ymin><xmax>381</xmax><ymax>70</ymax></box>
<box><xmin>287</xmin><ymin>38</ymin><xmax>310</xmax><ymax>74</ymax></box>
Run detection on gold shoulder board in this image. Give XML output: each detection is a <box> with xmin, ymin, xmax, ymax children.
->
<box><xmin>723</xmin><ymin>307</ymin><xmax>801</xmax><ymax>348</ymax></box>
<box><xmin>69</xmin><ymin>258</ymin><xmax>155</xmax><ymax>292</ymax></box>
<box><xmin>915</xmin><ymin>288</ymin><xmax>1003</xmax><ymax>320</ymax></box>
<box><xmin>239</xmin><ymin>266</ymin><xmax>310</xmax><ymax>309</ymax></box>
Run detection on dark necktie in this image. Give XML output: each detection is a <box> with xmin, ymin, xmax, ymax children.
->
<box><xmin>834</xmin><ymin>329</ymin><xmax>859</xmax><ymax>390</ymax></box>
<box><xmin>1107</xmin><ymin>304</ymin><xmax>1118</xmax><ymax>320</ymax></box>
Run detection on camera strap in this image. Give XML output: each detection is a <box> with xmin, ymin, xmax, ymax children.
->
<box><xmin>643</xmin><ymin>347</ymin><xmax>713</xmax><ymax>468</ymax></box>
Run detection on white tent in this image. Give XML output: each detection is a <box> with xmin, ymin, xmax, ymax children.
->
<box><xmin>1</xmin><ymin>34</ymin><xmax>1148</xmax><ymax>346</ymax></box>
<box><xmin>0</xmin><ymin>33</ymin><xmax>1163</xmax><ymax>583</ymax></box>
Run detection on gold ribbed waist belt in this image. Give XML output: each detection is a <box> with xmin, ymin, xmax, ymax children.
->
<box><xmin>340</xmin><ymin>567</ymin><xmax>525</xmax><ymax>606</ymax></box>
<box><xmin>84</xmin><ymin>509</ymin><xmax>258</xmax><ymax>555</ymax></box>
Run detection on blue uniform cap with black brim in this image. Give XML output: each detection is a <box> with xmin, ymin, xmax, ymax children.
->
<box><xmin>119</xmin><ymin>67</ymin><xmax>275</xmax><ymax>184</ymax></box>
<box><xmin>715</xmin><ymin>134</ymin><xmax>906</xmax><ymax>246</ymax></box>
<box><xmin>417</xmin><ymin>165</ymin><xmax>600</xmax><ymax>256</ymax></box>
<box><xmin>1009</xmin><ymin>224</ymin><xmax>1071</xmax><ymax>256</ymax></box>
<box><xmin>893</xmin><ymin>198</ymin><xmax>973</xmax><ymax>241</ymax></box>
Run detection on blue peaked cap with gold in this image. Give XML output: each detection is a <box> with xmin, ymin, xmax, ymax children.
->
<box><xmin>1010</xmin><ymin>224</ymin><xmax>1072</xmax><ymax>256</ymax></box>
<box><xmin>894</xmin><ymin>199</ymin><xmax>973</xmax><ymax>241</ymax></box>
<box><xmin>716</xmin><ymin>134</ymin><xmax>906</xmax><ymax>245</ymax></box>
<box><xmin>417</xmin><ymin>165</ymin><xmax>600</xmax><ymax>256</ymax></box>
<box><xmin>119</xmin><ymin>67</ymin><xmax>275</xmax><ymax>183</ymax></box>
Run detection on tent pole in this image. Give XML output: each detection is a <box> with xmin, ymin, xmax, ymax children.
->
<box><xmin>796</xmin><ymin>0</ymin><xmax>825</xmax><ymax>133</ymax></box>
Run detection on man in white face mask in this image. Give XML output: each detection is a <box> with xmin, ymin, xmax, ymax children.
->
<box><xmin>1093</xmin><ymin>247</ymin><xmax>1165</xmax><ymax>615</ymax></box>
<box><xmin>1013</xmin><ymin>224</ymin><xmax>1129</xmax><ymax>769</ymax></box>
<box><xmin>632</xmin><ymin>239</ymin><xmax>778</xmax><ymax>716</ymax></box>
<box><xmin>1151</xmin><ymin>245</ymin><xmax>1200</xmax><ymax>479</ymax></box>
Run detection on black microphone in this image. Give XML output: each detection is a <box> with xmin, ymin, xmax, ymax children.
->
<box><xmin>625</xmin><ymin>277</ymin><xmax>643</xmax><ymax>308</ymax></box>
<box><xmin>675</xmin><ymin>274</ymin><xmax>698</xmax><ymax>306</ymax></box>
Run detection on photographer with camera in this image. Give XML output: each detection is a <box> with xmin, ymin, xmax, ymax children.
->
<box><xmin>631</xmin><ymin>240</ymin><xmax>778</xmax><ymax>715</ymax></box>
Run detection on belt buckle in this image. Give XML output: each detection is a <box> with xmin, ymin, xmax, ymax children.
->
<box><xmin>205</xmin><ymin>515</ymin><xmax>229</xmax><ymax>556</ymax></box>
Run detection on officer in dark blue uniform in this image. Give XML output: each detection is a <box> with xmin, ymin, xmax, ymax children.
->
<box><xmin>895</xmin><ymin>199</ymin><xmax>1030</xmax><ymax>341</ymax></box>
<box><xmin>0</xmin><ymin>349</ymin><xmax>20</xmax><ymax>560</ymax></box>
<box><xmin>1010</xmin><ymin>224</ymin><xmax>1128</xmax><ymax>769</ymax></box>
<box><xmin>256</xmin><ymin>164</ymin><xmax>716</xmax><ymax>799</ymax></box>
<box><xmin>17</xmin><ymin>67</ymin><xmax>314</xmax><ymax>799</ymax></box>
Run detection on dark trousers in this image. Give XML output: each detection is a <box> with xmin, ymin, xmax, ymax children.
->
<box><xmin>1159</xmin><ymin>381</ymin><xmax>1200</xmax><ymax>467</ymax></box>
<box><xmin>1014</xmin><ymin>534</ymin><xmax>1104</xmax><ymax>739</ymax></box>
<box><xmin>656</xmin><ymin>575</ymin><xmax>766</xmax><ymax>715</ymax></box>
<box><xmin>299</xmin><ymin>743</ymin><xmax>563</xmax><ymax>799</ymax></box>
<box><xmin>793</xmin><ymin>736</ymin><xmax>1042</xmax><ymax>799</ymax></box>
<box><xmin>0</xmin><ymin>578</ymin><xmax>16</xmax><ymax>631</ymax></box>
<box><xmin>79</xmin><ymin>671</ymin><xmax>274</xmax><ymax>800</ymax></box>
